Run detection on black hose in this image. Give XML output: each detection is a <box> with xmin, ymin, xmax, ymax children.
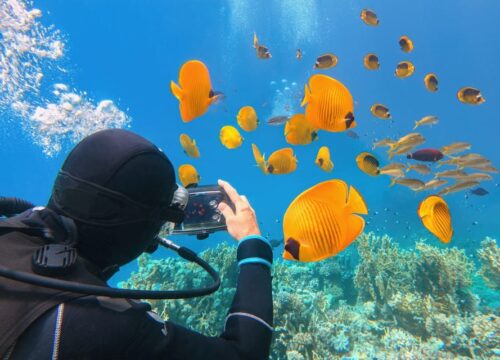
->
<box><xmin>0</xmin><ymin>197</ymin><xmax>35</xmax><ymax>217</ymax></box>
<box><xmin>0</xmin><ymin>237</ymin><xmax>221</xmax><ymax>300</ymax></box>
<box><xmin>0</xmin><ymin>198</ymin><xmax>221</xmax><ymax>299</ymax></box>
<box><xmin>0</xmin><ymin>255</ymin><xmax>220</xmax><ymax>300</ymax></box>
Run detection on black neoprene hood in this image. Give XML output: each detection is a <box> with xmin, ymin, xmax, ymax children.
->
<box><xmin>48</xmin><ymin>128</ymin><xmax>178</xmax><ymax>225</ymax></box>
<box><xmin>46</xmin><ymin>129</ymin><xmax>181</xmax><ymax>268</ymax></box>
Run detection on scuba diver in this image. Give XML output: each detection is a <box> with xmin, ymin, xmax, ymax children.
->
<box><xmin>0</xmin><ymin>129</ymin><xmax>273</xmax><ymax>359</ymax></box>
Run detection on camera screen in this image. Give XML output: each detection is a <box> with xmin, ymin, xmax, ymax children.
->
<box><xmin>173</xmin><ymin>186</ymin><xmax>229</xmax><ymax>235</ymax></box>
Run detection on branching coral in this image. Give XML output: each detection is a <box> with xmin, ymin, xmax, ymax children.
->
<box><xmin>415</xmin><ymin>241</ymin><xmax>474</xmax><ymax>303</ymax></box>
<box><xmin>354</xmin><ymin>233</ymin><xmax>416</xmax><ymax>306</ymax></box>
<box><xmin>477</xmin><ymin>237</ymin><xmax>500</xmax><ymax>290</ymax></box>
<box><xmin>353</xmin><ymin>232</ymin><xmax>482</xmax><ymax>353</ymax></box>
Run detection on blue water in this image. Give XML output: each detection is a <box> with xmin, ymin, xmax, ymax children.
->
<box><xmin>1</xmin><ymin>0</ymin><xmax>499</xmax><ymax>315</ymax></box>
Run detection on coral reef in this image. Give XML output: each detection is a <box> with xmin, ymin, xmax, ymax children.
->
<box><xmin>121</xmin><ymin>232</ymin><xmax>499</xmax><ymax>359</ymax></box>
<box><xmin>354</xmin><ymin>233</ymin><xmax>416</xmax><ymax>307</ymax></box>
<box><xmin>477</xmin><ymin>237</ymin><xmax>500</xmax><ymax>290</ymax></box>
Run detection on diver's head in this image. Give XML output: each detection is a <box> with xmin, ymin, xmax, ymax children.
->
<box><xmin>47</xmin><ymin>129</ymin><xmax>184</xmax><ymax>273</ymax></box>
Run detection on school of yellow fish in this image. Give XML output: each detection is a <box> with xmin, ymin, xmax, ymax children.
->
<box><xmin>169</xmin><ymin>8</ymin><xmax>493</xmax><ymax>262</ymax></box>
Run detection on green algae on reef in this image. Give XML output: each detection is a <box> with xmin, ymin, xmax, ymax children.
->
<box><xmin>120</xmin><ymin>233</ymin><xmax>500</xmax><ymax>359</ymax></box>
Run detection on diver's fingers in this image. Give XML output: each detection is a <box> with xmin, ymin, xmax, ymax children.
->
<box><xmin>218</xmin><ymin>179</ymin><xmax>244</xmax><ymax>209</ymax></box>
<box><xmin>218</xmin><ymin>201</ymin><xmax>234</xmax><ymax>219</ymax></box>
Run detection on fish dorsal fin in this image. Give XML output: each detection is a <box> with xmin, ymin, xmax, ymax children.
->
<box><xmin>301</xmin><ymin>179</ymin><xmax>349</xmax><ymax>209</ymax></box>
<box><xmin>273</xmin><ymin>148</ymin><xmax>294</xmax><ymax>158</ymax></box>
<box><xmin>308</xmin><ymin>74</ymin><xmax>338</xmax><ymax>93</ymax></box>
<box><xmin>347</xmin><ymin>185</ymin><xmax>368</xmax><ymax>215</ymax></box>
<box><xmin>178</xmin><ymin>60</ymin><xmax>211</xmax><ymax>91</ymax></box>
<box><xmin>300</xmin><ymin>84</ymin><xmax>311</xmax><ymax>107</ymax></box>
<box><xmin>252</xmin><ymin>144</ymin><xmax>266</xmax><ymax>164</ymax></box>
<box><xmin>170</xmin><ymin>81</ymin><xmax>183</xmax><ymax>100</ymax></box>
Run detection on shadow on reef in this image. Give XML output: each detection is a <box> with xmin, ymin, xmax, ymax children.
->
<box><xmin>121</xmin><ymin>232</ymin><xmax>500</xmax><ymax>359</ymax></box>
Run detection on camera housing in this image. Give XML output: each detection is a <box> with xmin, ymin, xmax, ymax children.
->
<box><xmin>172</xmin><ymin>185</ymin><xmax>234</xmax><ymax>236</ymax></box>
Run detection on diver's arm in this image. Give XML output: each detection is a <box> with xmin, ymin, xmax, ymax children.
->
<box><xmin>222</xmin><ymin>235</ymin><xmax>274</xmax><ymax>357</ymax></box>
<box><xmin>162</xmin><ymin>180</ymin><xmax>273</xmax><ymax>359</ymax></box>
<box><xmin>163</xmin><ymin>236</ymin><xmax>273</xmax><ymax>360</ymax></box>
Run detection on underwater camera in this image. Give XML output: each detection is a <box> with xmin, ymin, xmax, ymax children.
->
<box><xmin>169</xmin><ymin>185</ymin><xmax>235</xmax><ymax>237</ymax></box>
<box><xmin>0</xmin><ymin>187</ymin><xmax>236</xmax><ymax>299</ymax></box>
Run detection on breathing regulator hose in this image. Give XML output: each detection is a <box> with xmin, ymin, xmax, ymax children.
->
<box><xmin>0</xmin><ymin>197</ymin><xmax>221</xmax><ymax>299</ymax></box>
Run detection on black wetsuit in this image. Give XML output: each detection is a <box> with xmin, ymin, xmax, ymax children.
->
<box><xmin>4</xmin><ymin>235</ymin><xmax>273</xmax><ymax>360</ymax></box>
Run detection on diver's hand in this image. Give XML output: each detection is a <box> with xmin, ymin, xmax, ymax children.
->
<box><xmin>218</xmin><ymin>179</ymin><xmax>261</xmax><ymax>241</ymax></box>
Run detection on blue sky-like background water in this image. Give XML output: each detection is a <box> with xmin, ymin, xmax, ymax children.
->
<box><xmin>1</xmin><ymin>0</ymin><xmax>499</xmax><ymax>287</ymax></box>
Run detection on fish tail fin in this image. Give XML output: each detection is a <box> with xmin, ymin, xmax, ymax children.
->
<box><xmin>347</xmin><ymin>185</ymin><xmax>368</xmax><ymax>215</ymax></box>
<box><xmin>387</xmin><ymin>142</ymin><xmax>398</xmax><ymax>152</ymax></box>
<box><xmin>389</xmin><ymin>178</ymin><xmax>396</xmax><ymax>187</ymax></box>
<box><xmin>388</xmin><ymin>151</ymin><xmax>395</xmax><ymax>160</ymax></box>
<box><xmin>300</xmin><ymin>84</ymin><xmax>311</xmax><ymax>107</ymax></box>
<box><xmin>413</xmin><ymin>121</ymin><xmax>419</xmax><ymax>130</ymax></box>
<box><xmin>170</xmin><ymin>81</ymin><xmax>183</xmax><ymax>101</ymax></box>
<box><xmin>253</xmin><ymin>32</ymin><xmax>258</xmax><ymax>48</ymax></box>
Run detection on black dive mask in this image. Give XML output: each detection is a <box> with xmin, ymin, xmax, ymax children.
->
<box><xmin>51</xmin><ymin>171</ymin><xmax>187</xmax><ymax>226</ymax></box>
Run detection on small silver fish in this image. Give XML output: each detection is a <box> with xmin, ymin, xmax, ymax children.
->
<box><xmin>388</xmin><ymin>143</ymin><xmax>420</xmax><ymax>160</ymax></box>
<box><xmin>406</xmin><ymin>164</ymin><xmax>431</xmax><ymax>175</ymax></box>
<box><xmin>423</xmin><ymin>179</ymin><xmax>447</xmax><ymax>190</ymax></box>
<box><xmin>438</xmin><ymin>180</ymin><xmax>479</xmax><ymax>196</ymax></box>
<box><xmin>372</xmin><ymin>138</ymin><xmax>395</xmax><ymax>150</ymax></box>
<box><xmin>389</xmin><ymin>177</ymin><xmax>425</xmax><ymax>191</ymax></box>
<box><xmin>454</xmin><ymin>173</ymin><xmax>493</xmax><ymax>182</ymax></box>
<box><xmin>379</xmin><ymin>168</ymin><xmax>405</xmax><ymax>178</ymax></box>
<box><xmin>440</xmin><ymin>142</ymin><xmax>471</xmax><ymax>156</ymax></box>
<box><xmin>380</xmin><ymin>162</ymin><xmax>406</xmax><ymax>171</ymax></box>
<box><xmin>434</xmin><ymin>169</ymin><xmax>468</xmax><ymax>179</ymax></box>
<box><xmin>266</xmin><ymin>115</ymin><xmax>289</xmax><ymax>126</ymax></box>
<box><xmin>413</xmin><ymin>115</ymin><xmax>438</xmax><ymax>130</ymax></box>
<box><xmin>466</xmin><ymin>164</ymin><xmax>498</xmax><ymax>173</ymax></box>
